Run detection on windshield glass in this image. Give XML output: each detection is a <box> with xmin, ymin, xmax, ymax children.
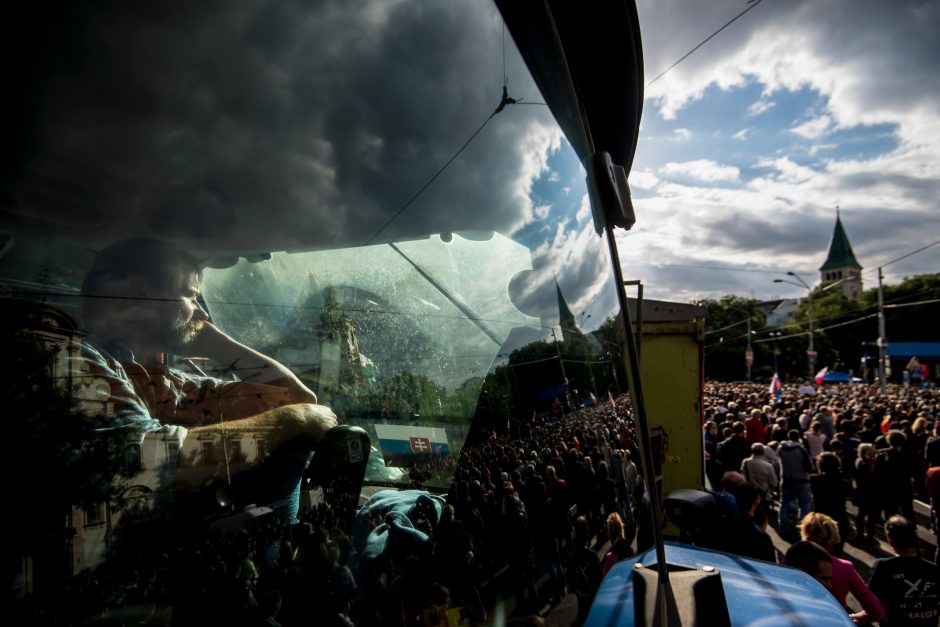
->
<box><xmin>201</xmin><ymin>234</ymin><xmax>545</xmax><ymax>487</ymax></box>
<box><xmin>2</xmin><ymin>0</ymin><xmax>629</xmax><ymax>615</ymax></box>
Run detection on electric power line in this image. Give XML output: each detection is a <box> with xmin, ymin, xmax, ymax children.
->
<box><xmin>646</xmin><ymin>0</ymin><xmax>767</xmax><ymax>87</ymax></box>
<box><xmin>707</xmin><ymin>294</ymin><xmax>940</xmax><ymax>348</ymax></box>
<box><xmin>873</xmin><ymin>239</ymin><xmax>940</xmax><ymax>270</ymax></box>
<box><xmin>364</xmin><ymin>114</ymin><xmax>496</xmax><ymax>246</ymax></box>
<box><xmin>364</xmin><ymin>20</ymin><xmax>547</xmax><ymax>246</ymax></box>
<box><xmin>637</xmin><ymin>262</ymin><xmax>786</xmax><ymax>275</ymax></box>
<box><xmin>704</xmin><ymin>317</ymin><xmax>750</xmax><ymax>336</ymax></box>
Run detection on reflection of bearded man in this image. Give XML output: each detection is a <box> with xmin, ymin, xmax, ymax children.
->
<box><xmin>82</xmin><ymin>239</ymin><xmax>211</xmax><ymax>358</ymax></box>
<box><xmin>79</xmin><ymin>238</ymin><xmax>336</xmax><ymax>515</ymax></box>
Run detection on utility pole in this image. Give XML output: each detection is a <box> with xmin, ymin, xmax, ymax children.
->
<box><xmin>608</xmin><ymin>352</ymin><xmax>621</xmax><ymax>394</ymax></box>
<box><xmin>730</xmin><ymin>305</ymin><xmax>754</xmax><ymax>381</ymax></box>
<box><xmin>774</xmin><ymin>272</ymin><xmax>816</xmax><ymax>381</ymax></box>
<box><xmin>551</xmin><ymin>327</ymin><xmax>569</xmax><ymax>407</ymax></box>
<box><xmin>807</xmin><ymin>291</ymin><xmax>816</xmax><ymax>381</ymax></box>
<box><xmin>745</xmin><ymin>315</ymin><xmax>753</xmax><ymax>382</ymax></box>
<box><xmin>769</xmin><ymin>331</ymin><xmax>782</xmax><ymax>374</ymax></box>
<box><xmin>877</xmin><ymin>267</ymin><xmax>887</xmax><ymax>394</ymax></box>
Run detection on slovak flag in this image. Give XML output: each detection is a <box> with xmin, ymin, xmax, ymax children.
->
<box><xmin>815</xmin><ymin>366</ymin><xmax>829</xmax><ymax>385</ymax></box>
<box><xmin>374</xmin><ymin>424</ymin><xmax>450</xmax><ymax>467</ymax></box>
<box><xmin>769</xmin><ymin>373</ymin><xmax>782</xmax><ymax>400</ymax></box>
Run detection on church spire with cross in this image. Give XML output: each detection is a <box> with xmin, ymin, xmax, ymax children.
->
<box><xmin>819</xmin><ymin>207</ymin><xmax>863</xmax><ymax>300</ymax></box>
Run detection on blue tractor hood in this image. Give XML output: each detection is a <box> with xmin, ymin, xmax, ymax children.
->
<box><xmin>587</xmin><ymin>543</ymin><xmax>854</xmax><ymax>627</ymax></box>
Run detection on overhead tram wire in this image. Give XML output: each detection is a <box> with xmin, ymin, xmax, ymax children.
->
<box><xmin>646</xmin><ymin>0</ymin><xmax>767</xmax><ymax>88</ymax></box>
<box><xmin>704</xmin><ymin>317</ymin><xmax>751</xmax><ymax>336</ymax></box>
<box><xmin>638</xmin><ymin>262</ymin><xmax>786</xmax><ymax>275</ymax></box>
<box><xmin>638</xmin><ymin>240</ymin><xmax>939</xmax><ymax>283</ymax></box>
<box><xmin>364</xmin><ymin>21</ymin><xmax>546</xmax><ymax>247</ymax></box>
<box><xmin>706</xmin><ymin>293</ymin><xmax>940</xmax><ymax>348</ymax></box>
<box><xmin>363</xmin><ymin>114</ymin><xmax>495</xmax><ymax>246</ymax></box>
<box><xmin>864</xmin><ymin>239</ymin><xmax>940</xmax><ymax>275</ymax></box>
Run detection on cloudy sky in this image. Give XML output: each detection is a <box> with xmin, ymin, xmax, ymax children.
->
<box><xmin>7</xmin><ymin>0</ymin><xmax>939</xmax><ymax>333</ymax></box>
<box><xmin>616</xmin><ymin>0</ymin><xmax>940</xmax><ymax>305</ymax></box>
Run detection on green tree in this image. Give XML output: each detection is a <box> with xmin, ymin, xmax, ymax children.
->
<box><xmin>861</xmin><ymin>273</ymin><xmax>940</xmax><ymax>343</ymax></box>
<box><xmin>790</xmin><ymin>287</ymin><xmax>862</xmax><ymax>375</ymax></box>
<box><xmin>697</xmin><ymin>296</ymin><xmax>767</xmax><ymax>381</ymax></box>
<box><xmin>785</xmin><ymin>273</ymin><xmax>940</xmax><ymax>380</ymax></box>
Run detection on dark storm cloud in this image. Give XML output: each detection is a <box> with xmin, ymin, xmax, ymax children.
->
<box><xmin>700</xmin><ymin>211</ymin><xmax>831</xmax><ymax>257</ymax></box>
<box><xmin>834</xmin><ymin>172</ymin><xmax>940</xmax><ymax>206</ymax></box>
<box><xmin>6</xmin><ymin>0</ymin><xmax>557</xmax><ymax>256</ymax></box>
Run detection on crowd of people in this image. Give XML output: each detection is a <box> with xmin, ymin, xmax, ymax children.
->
<box><xmin>703</xmin><ymin>380</ymin><xmax>940</xmax><ymax>626</ymax></box>
<box><xmin>16</xmin><ymin>380</ymin><xmax>940</xmax><ymax>626</ymax></box>
<box><xmin>15</xmin><ymin>397</ymin><xmax>644</xmax><ymax>627</ymax></box>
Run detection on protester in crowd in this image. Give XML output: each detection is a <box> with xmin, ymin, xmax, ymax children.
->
<box><xmin>911</xmin><ymin>416</ymin><xmax>931</xmax><ymax>500</ymax></box>
<box><xmin>702</xmin><ymin>481</ymin><xmax>776</xmax><ymax>563</ymax></box>
<box><xmin>784</xmin><ymin>541</ymin><xmax>834</xmax><ymax>592</ymax></box>
<box><xmin>769</xmin><ymin>417</ymin><xmax>789</xmax><ymax>445</ymax></box>
<box><xmin>566</xmin><ymin>516</ymin><xmax>602</xmax><ymax>627</ymax></box>
<box><xmin>717</xmin><ymin>422</ymin><xmax>751</xmax><ymax>481</ymax></box>
<box><xmin>602</xmin><ymin>512</ymin><xmax>634</xmax><ymax>576</ymax></box>
<box><xmin>832</xmin><ymin>419</ymin><xmax>861</xmax><ymax>482</ymax></box>
<box><xmin>778</xmin><ymin>429</ymin><xmax>814</xmax><ymax>539</ymax></box>
<box><xmin>854</xmin><ymin>443</ymin><xmax>881</xmax><ymax>545</ymax></box>
<box><xmin>741</xmin><ymin>443</ymin><xmax>778</xmax><ymax>513</ymax></box>
<box><xmin>925</xmin><ymin>422</ymin><xmax>940</xmax><ymax>468</ymax></box>
<box><xmin>799</xmin><ymin>512</ymin><xmax>886</xmax><ymax>624</ymax></box>
<box><xmin>811</xmin><ymin>452</ymin><xmax>852</xmax><ymax>551</ymax></box>
<box><xmin>869</xmin><ymin>515</ymin><xmax>940</xmax><ymax>627</ymax></box>
<box><xmin>815</xmin><ymin>406</ymin><xmax>836</xmax><ymax>441</ymax></box>
<box><xmin>876</xmin><ymin>430</ymin><xmax>917</xmax><ymax>524</ymax></box>
<box><xmin>745</xmin><ymin>408</ymin><xmax>768</xmax><ymax>445</ymax></box>
<box><xmin>805</xmin><ymin>421</ymin><xmax>827</xmax><ymax>461</ymax></box>
<box><xmin>927</xmin><ymin>463</ymin><xmax>940</xmax><ymax>563</ymax></box>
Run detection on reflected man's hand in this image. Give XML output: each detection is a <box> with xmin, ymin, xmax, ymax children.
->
<box><xmin>187</xmin><ymin>403</ymin><xmax>338</xmax><ymax>451</ymax></box>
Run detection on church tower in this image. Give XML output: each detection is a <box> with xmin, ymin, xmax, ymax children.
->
<box><xmin>819</xmin><ymin>210</ymin><xmax>863</xmax><ymax>300</ymax></box>
<box><xmin>556</xmin><ymin>279</ymin><xmax>577</xmax><ymax>342</ymax></box>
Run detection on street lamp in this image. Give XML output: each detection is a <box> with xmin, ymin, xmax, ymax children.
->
<box><xmin>774</xmin><ymin>272</ymin><xmax>816</xmax><ymax>381</ymax></box>
<box><xmin>768</xmin><ymin>331</ymin><xmax>783</xmax><ymax>374</ymax></box>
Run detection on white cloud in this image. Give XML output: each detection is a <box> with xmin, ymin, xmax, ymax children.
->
<box><xmin>661</xmin><ymin>159</ymin><xmax>741</xmax><ymax>182</ymax></box>
<box><xmin>672</xmin><ymin>128</ymin><xmax>692</xmax><ymax>140</ymax></box>
<box><xmin>548</xmin><ymin>171</ymin><xmax>560</xmax><ymax>182</ymax></box>
<box><xmin>507</xmin><ymin>120</ymin><xmax>565</xmax><ymax>234</ymax></box>
<box><xmin>575</xmin><ymin>194</ymin><xmax>591</xmax><ymax>224</ymax></box>
<box><xmin>747</xmin><ymin>99</ymin><xmax>776</xmax><ymax>117</ymax></box>
<box><xmin>753</xmin><ymin>156</ymin><xmax>819</xmax><ymax>184</ymax></box>
<box><xmin>629</xmin><ymin>170</ymin><xmax>661</xmax><ymax>189</ymax></box>
<box><xmin>791</xmin><ymin>114</ymin><xmax>834</xmax><ymax>139</ymax></box>
<box><xmin>533</xmin><ymin>204</ymin><xmax>551</xmax><ymax>220</ymax></box>
<box><xmin>808</xmin><ymin>143</ymin><xmax>837</xmax><ymax>156</ymax></box>
<box><xmin>733</xmin><ymin>127</ymin><xmax>753</xmax><ymax>140</ymax></box>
